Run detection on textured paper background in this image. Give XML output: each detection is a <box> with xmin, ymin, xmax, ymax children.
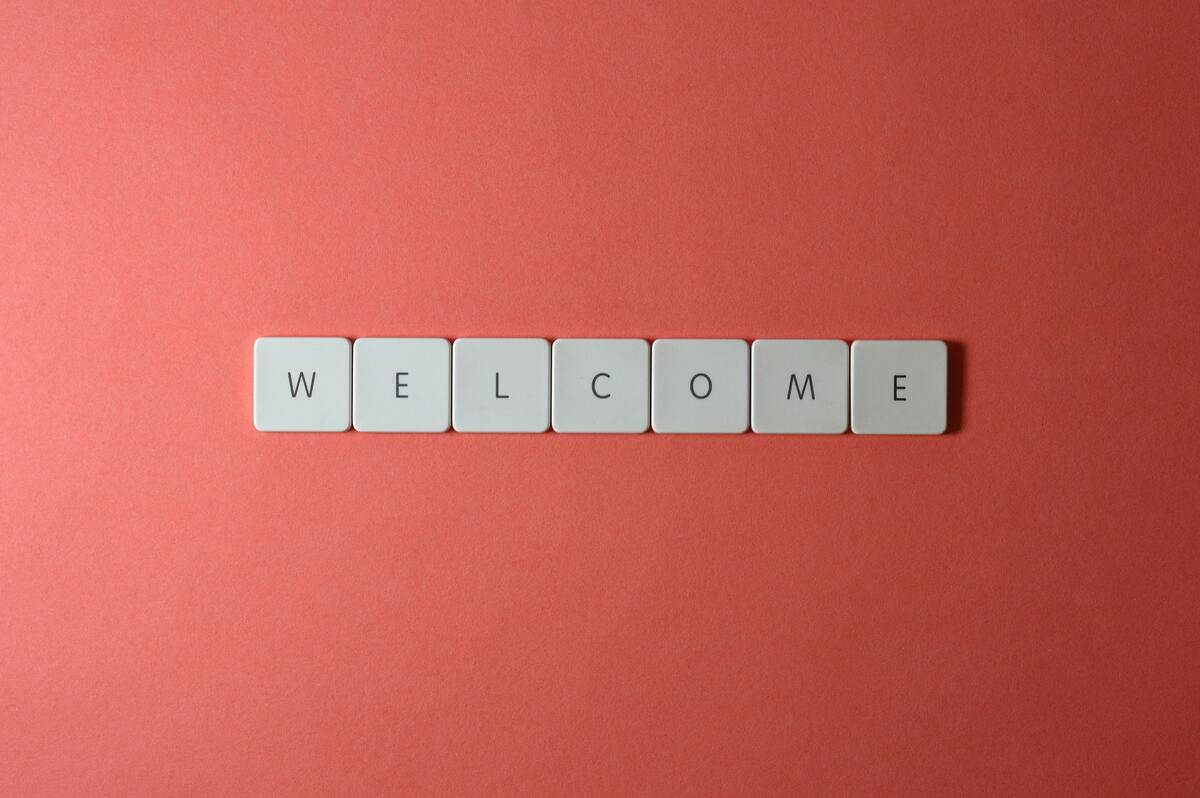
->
<box><xmin>2</xmin><ymin>2</ymin><xmax>1198</xmax><ymax>795</ymax></box>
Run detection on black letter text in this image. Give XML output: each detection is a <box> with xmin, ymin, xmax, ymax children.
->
<box><xmin>288</xmin><ymin>371</ymin><xmax>316</xmax><ymax>398</ymax></box>
<box><xmin>787</xmin><ymin>373</ymin><xmax>815</xmax><ymax>400</ymax></box>
<box><xmin>591</xmin><ymin>372</ymin><xmax>611</xmax><ymax>399</ymax></box>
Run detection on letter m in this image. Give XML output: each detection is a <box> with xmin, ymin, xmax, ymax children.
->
<box><xmin>787</xmin><ymin>373</ymin><xmax>815</xmax><ymax>401</ymax></box>
<box><xmin>288</xmin><ymin>371</ymin><xmax>316</xmax><ymax>398</ymax></box>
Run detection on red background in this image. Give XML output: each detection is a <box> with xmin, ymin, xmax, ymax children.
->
<box><xmin>3</xmin><ymin>2</ymin><xmax>1198</xmax><ymax>795</ymax></box>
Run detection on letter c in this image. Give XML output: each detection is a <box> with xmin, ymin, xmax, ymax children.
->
<box><xmin>591</xmin><ymin>372</ymin><xmax>611</xmax><ymax>399</ymax></box>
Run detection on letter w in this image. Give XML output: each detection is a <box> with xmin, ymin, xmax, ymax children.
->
<box><xmin>288</xmin><ymin>371</ymin><xmax>316</xmax><ymax>398</ymax></box>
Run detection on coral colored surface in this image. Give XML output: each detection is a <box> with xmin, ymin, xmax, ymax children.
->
<box><xmin>2</xmin><ymin>2</ymin><xmax>1198</xmax><ymax>795</ymax></box>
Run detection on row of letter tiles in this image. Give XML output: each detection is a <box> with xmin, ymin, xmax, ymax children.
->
<box><xmin>252</xmin><ymin>337</ymin><xmax>947</xmax><ymax>435</ymax></box>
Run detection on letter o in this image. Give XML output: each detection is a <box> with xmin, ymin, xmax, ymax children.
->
<box><xmin>690</xmin><ymin>373</ymin><xmax>712</xmax><ymax>399</ymax></box>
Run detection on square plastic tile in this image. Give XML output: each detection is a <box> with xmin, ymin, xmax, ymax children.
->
<box><xmin>651</xmin><ymin>339</ymin><xmax>749</xmax><ymax>434</ymax></box>
<box><xmin>552</xmin><ymin>338</ymin><xmax>649</xmax><ymax>433</ymax></box>
<box><xmin>751</xmin><ymin>339</ymin><xmax>848</xmax><ymax>434</ymax></box>
<box><xmin>452</xmin><ymin>338</ymin><xmax>550</xmax><ymax>433</ymax></box>
<box><xmin>353</xmin><ymin>338</ymin><xmax>450</xmax><ymax>432</ymax></box>
<box><xmin>850</xmin><ymin>340</ymin><xmax>947</xmax><ymax>434</ymax></box>
<box><xmin>253</xmin><ymin>337</ymin><xmax>351</xmax><ymax>432</ymax></box>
